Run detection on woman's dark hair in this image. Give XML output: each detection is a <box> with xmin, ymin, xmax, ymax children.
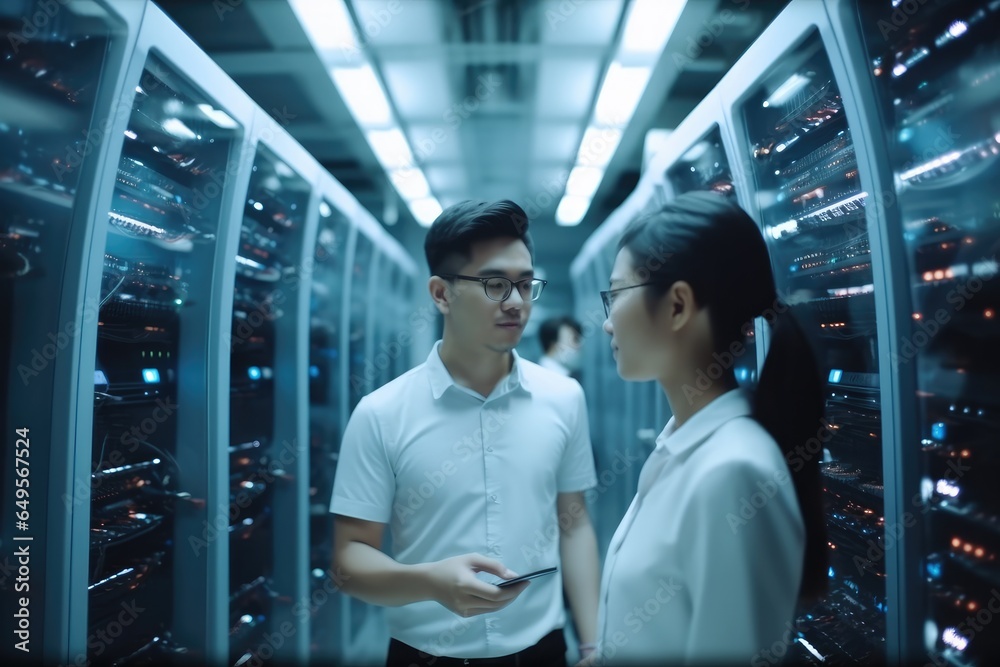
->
<box><xmin>618</xmin><ymin>191</ymin><xmax>828</xmax><ymax>603</ymax></box>
<box><xmin>424</xmin><ymin>200</ymin><xmax>534</xmax><ymax>276</ymax></box>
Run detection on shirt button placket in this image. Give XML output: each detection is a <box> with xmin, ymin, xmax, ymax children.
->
<box><xmin>483</xmin><ymin>407</ymin><xmax>500</xmax><ymax>580</ymax></box>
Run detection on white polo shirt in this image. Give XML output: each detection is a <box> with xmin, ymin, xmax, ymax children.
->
<box><xmin>596</xmin><ymin>389</ymin><xmax>804</xmax><ymax>665</ymax></box>
<box><xmin>331</xmin><ymin>341</ymin><xmax>597</xmax><ymax>658</ymax></box>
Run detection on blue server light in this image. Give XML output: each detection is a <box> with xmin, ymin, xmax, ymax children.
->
<box><xmin>142</xmin><ymin>368</ymin><xmax>160</xmax><ymax>384</ymax></box>
<box><xmin>247</xmin><ymin>366</ymin><xmax>262</xmax><ymax>381</ymax></box>
<box><xmin>309</xmin><ymin>365</ymin><xmax>320</xmax><ymax>378</ymax></box>
<box><xmin>828</xmin><ymin>369</ymin><xmax>843</xmax><ymax>384</ymax></box>
<box><xmin>931</xmin><ymin>422</ymin><xmax>947</xmax><ymax>441</ymax></box>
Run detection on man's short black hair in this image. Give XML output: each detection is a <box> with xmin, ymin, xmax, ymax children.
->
<box><xmin>424</xmin><ymin>200</ymin><xmax>534</xmax><ymax>276</ymax></box>
<box><xmin>539</xmin><ymin>316</ymin><xmax>582</xmax><ymax>353</ymax></box>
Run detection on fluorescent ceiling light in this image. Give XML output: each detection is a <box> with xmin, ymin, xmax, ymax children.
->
<box><xmin>594</xmin><ymin>63</ymin><xmax>651</xmax><ymax>127</ymax></box>
<box><xmin>289</xmin><ymin>0</ymin><xmax>359</xmax><ymax>53</ymax></box>
<box><xmin>331</xmin><ymin>64</ymin><xmax>393</xmax><ymax>127</ymax></box>
<box><xmin>390</xmin><ymin>168</ymin><xmax>431</xmax><ymax>200</ymax></box>
<box><xmin>555</xmin><ymin>195</ymin><xmax>590</xmax><ymax>226</ymax></box>
<box><xmin>620</xmin><ymin>0</ymin><xmax>687</xmax><ymax>55</ymax></box>
<box><xmin>365</xmin><ymin>128</ymin><xmax>414</xmax><ymax>170</ymax></box>
<box><xmin>576</xmin><ymin>127</ymin><xmax>623</xmax><ymax>167</ymax></box>
<box><xmin>763</xmin><ymin>73</ymin><xmax>811</xmax><ymax>108</ymax></box>
<box><xmin>410</xmin><ymin>197</ymin><xmax>443</xmax><ymax>227</ymax></box>
<box><xmin>566</xmin><ymin>166</ymin><xmax>604</xmax><ymax>199</ymax></box>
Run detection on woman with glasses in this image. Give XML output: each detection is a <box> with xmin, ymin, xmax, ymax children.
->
<box><xmin>587</xmin><ymin>192</ymin><xmax>827</xmax><ymax>665</ymax></box>
<box><xmin>331</xmin><ymin>199</ymin><xmax>602</xmax><ymax>667</ymax></box>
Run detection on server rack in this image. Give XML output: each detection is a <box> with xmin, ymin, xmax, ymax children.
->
<box><xmin>721</xmin><ymin>2</ymin><xmax>896</xmax><ymax>662</ymax></box>
<box><xmin>75</xmin><ymin>4</ymin><xmax>259</xmax><ymax>664</ymax></box>
<box><xmin>307</xmin><ymin>176</ymin><xmax>354</xmax><ymax>664</ymax></box>
<box><xmin>1</xmin><ymin>2</ymin><xmax>145</xmax><ymax>664</ymax></box>
<box><xmin>225</xmin><ymin>107</ymin><xmax>321</xmax><ymax>667</ymax></box>
<box><xmin>2</xmin><ymin>2</ymin><xmax>421</xmax><ymax>665</ymax></box>
<box><xmin>837</xmin><ymin>1</ymin><xmax>1000</xmax><ymax>664</ymax></box>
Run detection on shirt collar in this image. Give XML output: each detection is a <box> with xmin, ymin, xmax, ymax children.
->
<box><xmin>425</xmin><ymin>340</ymin><xmax>532</xmax><ymax>399</ymax></box>
<box><xmin>654</xmin><ymin>388</ymin><xmax>753</xmax><ymax>456</ymax></box>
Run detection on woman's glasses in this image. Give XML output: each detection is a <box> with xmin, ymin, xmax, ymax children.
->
<box><xmin>600</xmin><ymin>282</ymin><xmax>654</xmax><ymax>318</ymax></box>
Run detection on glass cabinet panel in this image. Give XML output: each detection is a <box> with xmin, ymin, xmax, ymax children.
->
<box><xmin>88</xmin><ymin>53</ymin><xmax>243</xmax><ymax>663</ymax></box>
<box><xmin>666</xmin><ymin>127</ymin><xmax>757</xmax><ymax>387</ymax></box>
<box><xmin>1</xmin><ymin>1</ymin><xmax>120</xmax><ymax>660</ymax></box>
<box><xmin>741</xmin><ymin>30</ymin><xmax>886</xmax><ymax>664</ymax></box>
<box><xmin>307</xmin><ymin>198</ymin><xmax>349</xmax><ymax>659</ymax></box>
<box><xmin>347</xmin><ymin>233</ymin><xmax>373</xmax><ymax>412</ymax></box>
<box><xmin>860</xmin><ymin>2</ymin><xmax>1000</xmax><ymax>664</ymax></box>
<box><xmin>666</xmin><ymin>127</ymin><xmax>736</xmax><ymax>197</ymax></box>
<box><xmin>227</xmin><ymin>144</ymin><xmax>309</xmax><ymax>666</ymax></box>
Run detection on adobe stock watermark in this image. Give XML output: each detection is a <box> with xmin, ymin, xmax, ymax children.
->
<box><xmin>519</xmin><ymin>448</ymin><xmax>644</xmax><ymax>565</ymax></box>
<box><xmin>922</xmin><ymin>589</ymin><xmax>1000</xmax><ymax>667</ymax></box>
<box><xmin>16</xmin><ymin>298</ymin><xmax>101</xmax><ymax>386</ymax></box>
<box><xmin>349</xmin><ymin>302</ymin><xmax>436</xmax><ymax>395</ymax></box>
<box><xmin>892</xmin><ymin>254</ymin><xmax>998</xmax><ymax>367</ymax></box>
<box><xmin>876</xmin><ymin>0</ymin><xmax>933</xmax><ymax>40</ymax></box>
<box><xmin>593</xmin><ymin>577</ymin><xmax>684</xmax><ymax>664</ymax></box>
<box><xmin>726</xmin><ymin>418</ymin><xmax>836</xmax><ymax>533</ymax></box>
<box><xmin>181</xmin><ymin>106</ymin><xmax>298</xmax><ymax>224</ymax></box>
<box><xmin>671</xmin><ymin>0</ymin><xmax>751</xmax><ymax>71</ymax></box>
<box><xmin>750</xmin><ymin>619</ymin><xmax>807</xmax><ymax>667</ymax></box>
<box><xmin>189</xmin><ymin>438</ymin><xmax>304</xmax><ymax>555</ymax></box>
<box><xmin>228</xmin><ymin>248</ymin><xmax>330</xmax><ymax>352</ymax></box>
<box><xmin>681</xmin><ymin>298</ymin><xmax>790</xmax><ymax>405</ymax></box>
<box><xmin>392</xmin><ymin>406</ymin><xmax>513</xmax><ymax>523</ymax></box>
<box><xmin>60</xmin><ymin>600</ymin><xmax>146</xmax><ymax>667</ymax></box>
<box><xmin>854</xmin><ymin>449</ymin><xmax>971</xmax><ymax>575</ymax></box>
<box><xmin>6</xmin><ymin>0</ymin><xmax>73</xmax><ymax>54</ymax></box>
<box><xmin>228</xmin><ymin>566</ymin><xmax>354</xmax><ymax>667</ymax></box>
<box><xmin>51</xmin><ymin>62</ymin><xmax>174</xmax><ymax>184</ymax></box>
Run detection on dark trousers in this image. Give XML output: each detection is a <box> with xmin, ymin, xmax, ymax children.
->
<box><xmin>386</xmin><ymin>629</ymin><xmax>567</xmax><ymax>667</ymax></box>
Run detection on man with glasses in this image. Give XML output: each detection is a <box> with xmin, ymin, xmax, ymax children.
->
<box><xmin>330</xmin><ymin>200</ymin><xmax>600</xmax><ymax>667</ymax></box>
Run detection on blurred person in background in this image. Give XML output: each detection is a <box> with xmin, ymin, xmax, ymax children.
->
<box><xmin>538</xmin><ymin>315</ymin><xmax>584</xmax><ymax>380</ymax></box>
<box><xmin>586</xmin><ymin>192</ymin><xmax>827</xmax><ymax>665</ymax></box>
<box><xmin>331</xmin><ymin>200</ymin><xmax>601</xmax><ymax>667</ymax></box>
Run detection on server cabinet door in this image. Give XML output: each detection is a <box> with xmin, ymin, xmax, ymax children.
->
<box><xmin>227</xmin><ymin>143</ymin><xmax>311</xmax><ymax>667</ymax></box>
<box><xmin>306</xmin><ymin>198</ymin><xmax>350</xmax><ymax>662</ymax></box>
<box><xmin>1</xmin><ymin>2</ymin><xmax>136</xmax><ymax>664</ymax></box>
<box><xmin>738</xmin><ymin>27</ymin><xmax>887</xmax><ymax>665</ymax></box>
<box><xmin>87</xmin><ymin>51</ymin><xmax>246</xmax><ymax>664</ymax></box>
<box><xmin>858</xmin><ymin>2</ymin><xmax>1000</xmax><ymax>665</ymax></box>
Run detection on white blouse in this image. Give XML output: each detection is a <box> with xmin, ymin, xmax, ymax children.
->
<box><xmin>596</xmin><ymin>389</ymin><xmax>805</xmax><ymax>665</ymax></box>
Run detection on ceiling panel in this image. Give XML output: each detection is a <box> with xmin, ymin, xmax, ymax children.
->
<box><xmin>538</xmin><ymin>0</ymin><xmax>624</xmax><ymax>45</ymax></box>
<box><xmin>531</xmin><ymin>123</ymin><xmax>582</xmax><ymax>162</ymax></box>
<box><xmin>424</xmin><ymin>165</ymin><xmax>469</xmax><ymax>194</ymax></box>
<box><xmin>535</xmin><ymin>58</ymin><xmax>602</xmax><ymax>119</ymax></box>
<box><xmin>408</xmin><ymin>123</ymin><xmax>465</xmax><ymax>162</ymax></box>
<box><xmin>381</xmin><ymin>61</ymin><xmax>452</xmax><ymax>117</ymax></box>
<box><xmin>352</xmin><ymin>0</ymin><xmax>444</xmax><ymax>46</ymax></box>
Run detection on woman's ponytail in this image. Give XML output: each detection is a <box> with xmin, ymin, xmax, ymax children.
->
<box><xmin>754</xmin><ymin>306</ymin><xmax>828</xmax><ymax>603</ymax></box>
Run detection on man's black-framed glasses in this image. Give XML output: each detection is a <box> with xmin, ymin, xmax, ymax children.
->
<box><xmin>440</xmin><ymin>274</ymin><xmax>548</xmax><ymax>302</ymax></box>
<box><xmin>600</xmin><ymin>283</ymin><xmax>654</xmax><ymax>318</ymax></box>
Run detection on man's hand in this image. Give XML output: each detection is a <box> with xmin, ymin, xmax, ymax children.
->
<box><xmin>426</xmin><ymin>553</ymin><xmax>530</xmax><ymax>617</ymax></box>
